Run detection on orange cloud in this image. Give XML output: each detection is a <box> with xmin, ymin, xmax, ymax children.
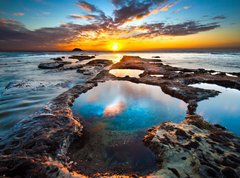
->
<box><xmin>69</xmin><ymin>14</ymin><xmax>96</xmax><ymax>20</ymax></box>
<box><xmin>103</xmin><ymin>101</ymin><xmax>126</xmax><ymax>117</ymax></box>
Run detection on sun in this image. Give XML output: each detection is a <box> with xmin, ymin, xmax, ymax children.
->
<box><xmin>112</xmin><ymin>43</ymin><xmax>119</xmax><ymax>51</ymax></box>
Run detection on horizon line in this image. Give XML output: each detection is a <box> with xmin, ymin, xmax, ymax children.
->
<box><xmin>1</xmin><ymin>47</ymin><xmax>240</xmax><ymax>53</ymax></box>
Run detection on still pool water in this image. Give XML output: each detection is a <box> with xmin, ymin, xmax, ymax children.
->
<box><xmin>190</xmin><ymin>83</ymin><xmax>240</xmax><ymax>136</ymax></box>
<box><xmin>72</xmin><ymin>81</ymin><xmax>187</xmax><ymax>131</ymax></box>
<box><xmin>70</xmin><ymin>80</ymin><xmax>187</xmax><ymax>175</ymax></box>
<box><xmin>109</xmin><ymin>69</ymin><xmax>144</xmax><ymax>78</ymax></box>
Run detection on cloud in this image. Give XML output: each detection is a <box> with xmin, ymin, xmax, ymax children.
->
<box><xmin>13</xmin><ymin>12</ymin><xmax>25</xmax><ymax>16</ymax></box>
<box><xmin>134</xmin><ymin>21</ymin><xmax>220</xmax><ymax>38</ymax></box>
<box><xmin>112</xmin><ymin>0</ymin><xmax>176</xmax><ymax>25</ymax></box>
<box><xmin>77</xmin><ymin>1</ymin><xmax>101</xmax><ymax>13</ymax></box>
<box><xmin>69</xmin><ymin>14</ymin><xmax>97</xmax><ymax>20</ymax></box>
<box><xmin>75</xmin><ymin>1</ymin><xmax>113</xmax><ymax>24</ymax></box>
<box><xmin>173</xmin><ymin>5</ymin><xmax>192</xmax><ymax>13</ymax></box>
<box><xmin>42</xmin><ymin>11</ymin><xmax>50</xmax><ymax>15</ymax></box>
<box><xmin>0</xmin><ymin>16</ymin><xmax>221</xmax><ymax>51</ymax></box>
<box><xmin>212</xmin><ymin>16</ymin><xmax>226</xmax><ymax>20</ymax></box>
<box><xmin>0</xmin><ymin>18</ymin><xmax>91</xmax><ymax>50</ymax></box>
<box><xmin>103</xmin><ymin>100</ymin><xmax>126</xmax><ymax>117</ymax></box>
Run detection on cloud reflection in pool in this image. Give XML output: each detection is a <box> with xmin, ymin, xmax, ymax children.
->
<box><xmin>72</xmin><ymin>80</ymin><xmax>187</xmax><ymax>131</ymax></box>
<box><xmin>109</xmin><ymin>69</ymin><xmax>144</xmax><ymax>78</ymax></box>
<box><xmin>70</xmin><ymin>80</ymin><xmax>187</xmax><ymax>175</ymax></box>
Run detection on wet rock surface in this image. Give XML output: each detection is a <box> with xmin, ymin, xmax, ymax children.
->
<box><xmin>77</xmin><ymin>59</ymin><xmax>113</xmax><ymax>75</ymax></box>
<box><xmin>109</xmin><ymin>56</ymin><xmax>239</xmax><ymax>113</ymax></box>
<box><xmin>143</xmin><ymin>115</ymin><xmax>240</xmax><ymax>178</ymax></box>
<box><xmin>1</xmin><ymin>55</ymin><xmax>240</xmax><ymax>177</ymax></box>
<box><xmin>38</xmin><ymin>55</ymin><xmax>96</xmax><ymax>70</ymax></box>
<box><xmin>69</xmin><ymin>55</ymin><xmax>95</xmax><ymax>61</ymax></box>
<box><xmin>38</xmin><ymin>62</ymin><xmax>64</xmax><ymax>69</ymax></box>
<box><xmin>0</xmin><ymin>83</ymin><xmax>96</xmax><ymax>177</ymax></box>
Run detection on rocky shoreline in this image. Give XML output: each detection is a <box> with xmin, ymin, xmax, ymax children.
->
<box><xmin>0</xmin><ymin>55</ymin><xmax>240</xmax><ymax>177</ymax></box>
<box><xmin>144</xmin><ymin>114</ymin><xmax>240</xmax><ymax>178</ymax></box>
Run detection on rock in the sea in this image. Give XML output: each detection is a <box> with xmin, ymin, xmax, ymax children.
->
<box><xmin>38</xmin><ymin>62</ymin><xmax>64</xmax><ymax>69</ymax></box>
<box><xmin>144</xmin><ymin>114</ymin><xmax>240</xmax><ymax>178</ymax></box>
<box><xmin>69</xmin><ymin>55</ymin><xmax>95</xmax><ymax>61</ymax></box>
<box><xmin>152</xmin><ymin>56</ymin><xmax>161</xmax><ymax>58</ymax></box>
<box><xmin>77</xmin><ymin>59</ymin><xmax>113</xmax><ymax>75</ymax></box>
<box><xmin>72</xmin><ymin>48</ymin><xmax>82</xmax><ymax>52</ymax></box>
<box><xmin>51</xmin><ymin>57</ymin><xmax>63</xmax><ymax>61</ymax></box>
<box><xmin>86</xmin><ymin>59</ymin><xmax>113</xmax><ymax>67</ymax></box>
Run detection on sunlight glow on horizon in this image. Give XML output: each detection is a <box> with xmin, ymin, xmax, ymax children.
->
<box><xmin>109</xmin><ymin>42</ymin><xmax>122</xmax><ymax>52</ymax></box>
<box><xmin>0</xmin><ymin>0</ymin><xmax>240</xmax><ymax>51</ymax></box>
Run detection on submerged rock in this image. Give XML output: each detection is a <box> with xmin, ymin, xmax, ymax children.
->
<box><xmin>69</xmin><ymin>55</ymin><xmax>95</xmax><ymax>61</ymax></box>
<box><xmin>38</xmin><ymin>62</ymin><xmax>64</xmax><ymax>69</ymax></box>
<box><xmin>51</xmin><ymin>57</ymin><xmax>63</xmax><ymax>61</ymax></box>
<box><xmin>144</xmin><ymin>114</ymin><xmax>240</xmax><ymax>178</ymax></box>
<box><xmin>152</xmin><ymin>56</ymin><xmax>161</xmax><ymax>58</ymax></box>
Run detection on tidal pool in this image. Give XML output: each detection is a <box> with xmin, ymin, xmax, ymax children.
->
<box><xmin>109</xmin><ymin>69</ymin><xmax>144</xmax><ymax>78</ymax></box>
<box><xmin>190</xmin><ymin>83</ymin><xmax>240</xmax><ymax>136</ymax></box>
<box><xmin>70</xmin><ymin>81</ymin><xmax>187</xmax><ymax>175</ymax></box>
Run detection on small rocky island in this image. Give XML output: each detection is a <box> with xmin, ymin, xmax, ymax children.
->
<box><xmin>0</xmin><ymin>55</ymin><xmax>239</xmax><ymax>177</ymax></box>
<box><xmin>72</xmin><ymin>48</ymin><xmax>83</xmax><ymax>52</ymax></box>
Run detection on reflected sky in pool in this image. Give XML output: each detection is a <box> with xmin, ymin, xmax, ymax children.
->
<box><xmin>109</xmin><ymin>69</ymin><xmax>144</xmax><ymax>78</ymax></box>
<box><xmin>70</xmin><ymin>80</ymin><xmax>187</xmax><ymax>175</ymax></box>
<box><xmin>190</xmin><ymin>83</ymin><xmax>240</xmax><ymax>136</ymax></box>
<box><xmin>72</xmin><ymin>81</ymin><xmax>187</xmax><ymax>131</ymax></box>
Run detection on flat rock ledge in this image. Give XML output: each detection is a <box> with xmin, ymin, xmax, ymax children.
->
<box><xmin>0</xmin><ymin>83</ymin><xmax>97</xmax><ymax>178</ymax></box>
<box><xmin>144</xmin><ymin>114</ymin><xmax>240</xmax><ymax>178</ymax></box>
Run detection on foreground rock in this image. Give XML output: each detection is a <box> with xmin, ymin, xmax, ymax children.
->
<box><xmin>0</xmin><ymin>83</ymin><xmax>97</xmax><ymax>177</ymax></box>
<box><xmin>1</xmin><ymin>55</ymin><xmax>240</xmax><ymax>177</ymax></box>
<box><xmin>144</xmin><ymin>114</ymin><xmax>240</xmax><ymax>178</ymax></box>
<box><xmin>0</xmin><ymin>58</ymin><xmax>113</xmax><ymax>177</ymax></box>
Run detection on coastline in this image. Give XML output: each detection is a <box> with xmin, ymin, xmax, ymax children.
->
<box><xmin>0</xmin><ymin>55</ymin><xmax>240</xmax><ymax>177</ymax></box>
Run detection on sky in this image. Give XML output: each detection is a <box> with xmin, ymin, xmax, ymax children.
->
<box><xmin>0</xmin><ymin>0</ymin><xmax>240</xmax><ymax>51</ymax></box>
